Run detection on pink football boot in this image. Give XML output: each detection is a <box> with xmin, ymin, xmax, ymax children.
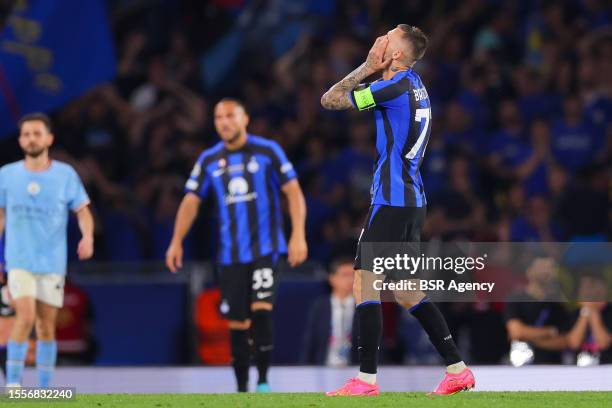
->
<box><xmin>326</xmin><ymin>378</ymin><xmax>380</xmax><ymax>396</ymax></box>
<box><xmin>428</xmin><ymin>368</ymin><xmax>475</xmax><ymax>395</ymax></box>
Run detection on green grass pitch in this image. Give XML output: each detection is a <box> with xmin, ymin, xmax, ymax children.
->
<box><xmin>3</xmin><ymin>392</ymin><xmax>612</xmax><ymax>407</ymax></box>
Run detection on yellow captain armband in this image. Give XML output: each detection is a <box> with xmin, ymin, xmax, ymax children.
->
<box><xmin>353</xmin><ymin>86</ymin><xmax>376</xmax><ymax>111</ymax></box>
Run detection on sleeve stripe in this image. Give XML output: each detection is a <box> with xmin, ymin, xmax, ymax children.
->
<box><xmin>371</xmin><ymin>77</ymin><xmax>411</xmax><ymax>104</ymax></box>
<box><xmin>185</xmin><ymin>179</ymin><xmax>199</xmax><ymax>191</ymax></box>
<box><xmin>280</xmin><ymin>162</ymin><xmax>294</xmax><ymax>174</ymax></box>
<box><xmin>353</xmin><ymin>87</ymin><xmax>376</xmax><ymax>111</ymax></box>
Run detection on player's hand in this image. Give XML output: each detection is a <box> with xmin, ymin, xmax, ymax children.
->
<box><xmin>287</xmin><ymin>234</ymin><xmax>308</xmax><ymax>267</ymax></box>
<box><xmin>166</xmin><ymin>241</ymin><xmax>183</xmax><ymax>273</ymax></box>
<box><xmin>365</xmin><ymin>35</ymin><xmax>392</xmax><ymax>74</ymax></box>
<box><xmin>77</xmin><ymin>235</ymin><xmax>94</xmax><ymax>260</ymax></box>
<box><xmin>580</xmin><ymin>301</ymin><xmax>606</xmax><ymax>311</ymax></box>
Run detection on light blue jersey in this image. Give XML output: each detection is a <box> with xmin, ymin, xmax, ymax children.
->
<box><xmin>0</xmin><ymin>160</ymin><xmax>89</xmax><ymax>275</ymax></box>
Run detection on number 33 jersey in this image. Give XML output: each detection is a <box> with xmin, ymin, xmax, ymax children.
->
<box><xmin>185</xmin><ymin>135</ymin><xmax>297</xmax><ymax>265</ymax></box>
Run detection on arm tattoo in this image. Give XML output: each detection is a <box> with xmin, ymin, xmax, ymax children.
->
<box><xmin>321</xmin><ymin>62</ymin><xmax>373</xmax><ymax>110</ymax></box>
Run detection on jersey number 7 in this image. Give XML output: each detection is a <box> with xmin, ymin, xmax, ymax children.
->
<box><xmin>405</xmin><ymin>108</ymin><xmax>431</xmax><ymax>160</ymax></box>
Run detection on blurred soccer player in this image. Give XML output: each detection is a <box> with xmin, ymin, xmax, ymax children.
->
<box><xmin>0</xmin><ymin>113</ymin><xmax>94</xmax><ymax>388</ymax></box>
<box><xmin>321</xmin><ymin>25</ymin><xmax>475</xmax><ymax>396</ymax></box>
<box><xmin>166</xmin><ymin>99</ymin><xmax>307</xmax><ymax>392</ymax></box>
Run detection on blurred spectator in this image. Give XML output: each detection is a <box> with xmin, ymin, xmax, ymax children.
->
<box><xmin>567</xmin><ymin>273</ymin><xmax>611</xmax><ymax>365</ymax></box>
<box><xmin>428</xmin><ymin>155</ymin><xmax>486</xmax><ymax>240</ymax></box>
<box><xmin>550</xmin><ymin>95</ymin><xmax>602</xmax><ymax>172</ymax></box>
<box><xmin>195</xmin><ymin>288</ymin><xmax>231</xmax><ymax>365</ymax></box>
<box><xmin>486</xmin><ymin>100</ymin><xmax>528</xmax><ymax>182</ymax></box>
<box><xmin>515</xmin><ymin>119</ymin><xmax>552</xmax><ymax>196</ymax></box>
<box><xmin>510</xmin><ymin>196</ymin><xmax>563</xmax><ymax>242</ymax></box>
<box><xmin>554</xmin><ymin>164</ymin><xmax>609</xmax><ymax>240</ymax></box>
<box><xmin>301</xmin><ymin>258</ymin><xmax>357</xmax><ymax>366</ymax></box>
<box><xmin>504</xmin><ymin>257</ymin><xmax>570</xmax><ymax>365</ymax></box>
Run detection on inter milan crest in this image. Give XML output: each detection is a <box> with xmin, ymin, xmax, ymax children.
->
<box><xmin>27</xmin><ymin>181</ymin><xmax>41</xmax><ymax>196</ymax></box>
<box><xmin>247</xmin><ymin>157</ymin><xmax>259</xmax><ymax>173</ymax></box>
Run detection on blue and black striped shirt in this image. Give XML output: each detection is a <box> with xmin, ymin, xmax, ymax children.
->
<box><xmin>350</xmin><ymin>69</ymin><xmax>432</xmax><ymax>207</ymax></box>
<box><xmin>185</xmin><ymin>134</ymin><xmax>297</xmax><ymax>265</ymax></box>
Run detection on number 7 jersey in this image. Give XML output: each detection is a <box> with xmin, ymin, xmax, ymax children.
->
<box><xmin>350</xmin><ymin>69</ymin><xmax>431</xmax><ymax>207</ymax></box>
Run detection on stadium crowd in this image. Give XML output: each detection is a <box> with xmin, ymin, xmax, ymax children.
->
<box><xmin>0</xmin><ymin>0</ymin><xmax>609</xmax><ymax>263</ymax></box>
<box><xmin>0</xmin><ymin>0</ymin><xmax>610</xmax><ymax>365</ymax></box>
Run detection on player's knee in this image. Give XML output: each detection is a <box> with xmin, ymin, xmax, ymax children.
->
<box><xmin>393</xmin><ymin>288</ymin><xmax>425</xmax><ymax>309</ymax></box>
<box><xmin>228</xmin><ymin>320</ymin><xmax>251</xmax><ymax>330</ymax></box>
<box><xmin>15</xmin><ymin>310</ymin><xmax>36</xmax><ymax>331</ymax></box>
<box><xmin>251</xmin><ymin>309</ymin><xmax>273</xmax><ymax>348</ymax></box>
<box><xmin>35</xmin><ymin>319</ymin><xmax>56</xmax><ymax>340</ymax></box>
<box><xmin>397</xmin><ymin>299</ymin><xmax>416</xmax><ymax>309</ymax></box>
<box><xmin>251</xmin><ymin>301</ymin><xmax>272</xmax><ymax>312</ymax></box>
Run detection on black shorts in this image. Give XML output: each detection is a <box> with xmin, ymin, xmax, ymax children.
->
<box><xmin>354</xmin><ymin>205</ymin><xmax>426</xmax><ymax>280</ymax></box>
<box><xmin>217</xmin><ymin>255</ymin><xmax>279</xmax><ymax>321</ymax></box>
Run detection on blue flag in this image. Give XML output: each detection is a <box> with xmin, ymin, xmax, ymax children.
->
<box><xmin>0</xmin><ymin>0</ymin><xmax>116</xmax><ymax>138</ymax></box>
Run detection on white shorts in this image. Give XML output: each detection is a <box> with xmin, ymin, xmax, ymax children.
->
<box><xmin>7</xmin><ymin>269</ymin><xmax>65</xmax><ymax>308</ymax></box>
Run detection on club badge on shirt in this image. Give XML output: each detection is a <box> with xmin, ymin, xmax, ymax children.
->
<box><xmin>27</xmin><ymin>181</ymin><xmax>41</xmax><ymax>196</ymax></box>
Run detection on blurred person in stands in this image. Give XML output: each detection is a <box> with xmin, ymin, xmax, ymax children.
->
<box><xmin>515</xmin><ymin>119</ymin><xmax>552</xmax><ymax>196</ymax></box>
<box><xmin>428</xmin><ymin>154</ymin><xmax>486</xmax><ymax>240</ymax></box>
<box><xmin>510</xmin><ymin>195</ymin><xmax>564</xmax><ymax>242</ymax></box>
<box><xmin>550</xmin><ymin>95</ymin><xmax>602</xmax><ymax>173</ymax></box>
<box><xmin>504</xmin><ymin>257</ymin><xmax>569</xmax><ymax>365</ymax></box>
<box><xmin>486</xmin><ymin>100</ymin><xmax>528</xmax><ymax>183</ymax></box>
<box><xmin>554</xmin><ymin>164</ymin><xmax>609</xmax><ymax>240</ymax></box>
<box><xmin>195</xmin><ymin>288</ymin><xmax>230</xmax><ymax>365</ymax></box>
<box><xmin>567</xmin><ymin>272</ymin><xmax>611</xmax><ymax>365</ymax></box>
<box><xmin>166</xmin><ymin>99</ymin><xmax>307</xmax><ymax>392</ymax></box>
<box><xmin>302</xmin><ymin>258</ymin><xmax>357</xmax><ymax>366</ymax></box>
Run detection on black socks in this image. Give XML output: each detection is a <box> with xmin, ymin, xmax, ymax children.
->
<box><xmin>356</xmin><ymin>299</ymin><xmax>462</xmax><ymax>376</ymax></box>
<box><xmin>251</xmin><ymin>310</ymin><xmax>273</xmax><ymax>385</ymax></box>
<box><xmin>230</xmin><ymin>311</ymin><xmax>274</xmax><ymax>392</ymax></box>
<box><xmin>230</xmin><ymin>329</ymin><xmax>250</xmax><ymax>392</ymax></box>
<box><xmin>410</xmin><ymin>301</ymin><xmax>462</xmax><ymax>366</ymax></box>
<box><xmin>357</xmin><ymin>302</ymin><xmax>383</xmax><ymax>374</ymax></box>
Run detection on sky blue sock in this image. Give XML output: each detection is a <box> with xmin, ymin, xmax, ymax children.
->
<box><xmin>6</xmin><ymin>340</ymin><xmax>28</xmax><ymax>385</ymax></box>
<box><xmin>36</xmin><ymin>340</ymin><xmax>57</xmax><ymax>388</ymax></box>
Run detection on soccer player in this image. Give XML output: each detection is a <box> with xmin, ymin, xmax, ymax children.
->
<box><xmin>166</xmin><ymin>99</ymin><xmax>307</xmax><ymax>393</ymax></box>
<box><xmin>321</xmin><ymin>25</ymin><xmax>475</xmax><ymax>396</ymax></box>
<box><xmin>0</xmin><ymin>113</ymin><xmax>94</xmax><ymax>388</ymax></box>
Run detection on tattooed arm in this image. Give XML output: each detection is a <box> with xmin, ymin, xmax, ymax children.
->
<box><xmin>321</xmin><ymin>36</ymin><xmax>391</xmax><ymax>110</ymax></box>
<box><xmin>320</xmin><ymin>62</ymin><xmax>374</xmax><ymax>110</ymax></box>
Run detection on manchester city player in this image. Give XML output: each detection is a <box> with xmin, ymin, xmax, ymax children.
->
<box><xmin>166</xmin><ymin>99</ymin><xmax>307</xmax><ymax>393</ymax></box>
<box><xmin>321</xmin><ymin>26</ymin><xmax>475</xmax><ymax>396</ymax></box>
<box><xmin>0</xmin><ymin>113</ymin><xmax>94</xmax><ymax>388</ymax></box>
